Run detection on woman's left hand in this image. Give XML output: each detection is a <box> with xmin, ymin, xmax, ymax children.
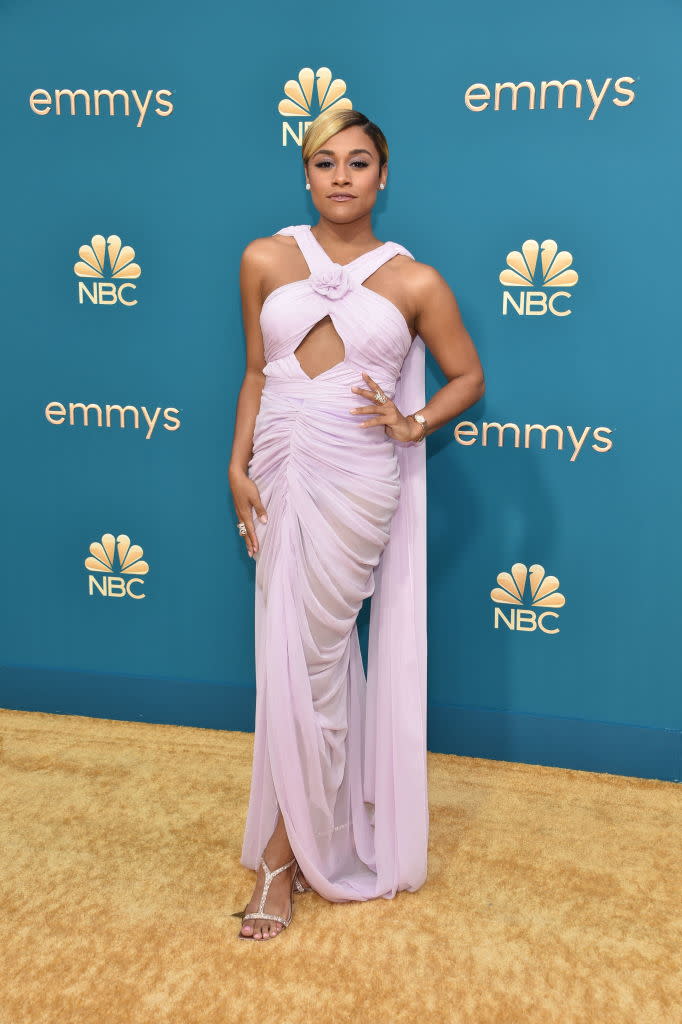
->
<box><xmin>350</xmin><ymin>371</ymin><xmax>420</xmax><ymax>443</ymax></box>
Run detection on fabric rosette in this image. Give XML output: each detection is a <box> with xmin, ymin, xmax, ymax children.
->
<box><xmin>310</xmin><ymin>263</ymin><xmax>352</xmax><ymax>300</ymax></box>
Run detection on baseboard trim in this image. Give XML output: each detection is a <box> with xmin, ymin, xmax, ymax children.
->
<box><xmin>1</xmin><ymin>664</ymin><xmax>679</xmax><ymax>782</ymax></box>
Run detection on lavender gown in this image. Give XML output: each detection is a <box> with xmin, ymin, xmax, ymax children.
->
<box><xmin>240</xmin><ymin>223</ymin><xmax>428</xmax><ymax>902</ymax></box>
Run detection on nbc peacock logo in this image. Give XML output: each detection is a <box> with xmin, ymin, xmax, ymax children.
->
<box><xmin>499</xmin><ymin>239</ymin><xmax>578</xmax><ymax>317</ymax></box>
<box><xmin>490</xmin><ymin>562</ymin><xmax>566</xmax><ymax>634</ymax></box>
<box><xmin>84</xmin><ymin>533</ymin><xmax>149</xmax><ymax>599</ymax></box>
<box><xmin>73</xmin><ymin>234</ymin><xmax>142</xmax><ymax>306</ymax></box>
<box><xmin>278</xmin><ymin>66</ymin><xmax>352</xmax><ymax>147</ymax></box>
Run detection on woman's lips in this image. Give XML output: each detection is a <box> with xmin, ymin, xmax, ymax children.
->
<box><xmin>329</xmin><ymin>195</ymin><xmax>355</xmax><ymax>202</ymax></box>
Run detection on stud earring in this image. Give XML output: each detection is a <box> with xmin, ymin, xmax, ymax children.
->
<box><xmin>305</xmin><ymin>183</ymin><xmax>311</xmax><ymax>190</ymax></box>
<box><xmin>379</xmin><ymin>184</ymin><xmax>385</xmax><ymax>189</ymax></box>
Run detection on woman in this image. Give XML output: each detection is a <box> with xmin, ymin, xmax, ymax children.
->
<box><xmin>229</xmin><ymin>108</ymin><xmax>484</xmax><ymax>940</ymax></box>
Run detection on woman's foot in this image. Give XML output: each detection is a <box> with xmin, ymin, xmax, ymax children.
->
<box><xmin>239</xmin><ymin>856</ymin><xmax>297</xmax><ymax>939</ymax></box>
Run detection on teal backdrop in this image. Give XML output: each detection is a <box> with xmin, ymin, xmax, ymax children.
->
<box><xmin>1</xmin><ymin>0</ymin><xmax>679</xmax><ymax>782</ymax></box>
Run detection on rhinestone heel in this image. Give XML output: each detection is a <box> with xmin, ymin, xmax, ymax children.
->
<box><xmin>293</xmin><ymin>863</ymin><xmax>313</xmax><ymax>893</ymax></box>
<box><xmin>237</xmin><ymin>854</ymin><xmax>299</xmax><ymax>939</ymax></box>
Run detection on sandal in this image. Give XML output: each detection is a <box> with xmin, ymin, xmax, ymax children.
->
<box><xmin>293</xmin><ymin>863</ymin><xmax>314</xmax><ymax>893</ymax></box>
<box><xmin>237</xmin><ymin>854</ymin><xmax>299</xmax><ymax>940</ymax></box>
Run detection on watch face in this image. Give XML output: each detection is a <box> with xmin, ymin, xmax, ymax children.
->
<box><xmin>414</xmin><ymin>413</ymin><xmax>426</xmax><ymax>424</ymax></box>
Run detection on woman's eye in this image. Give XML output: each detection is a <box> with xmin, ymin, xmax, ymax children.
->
<box><xmin>314</xmin><ymin>160</ymin><xmax>369</xmax><ymax>169</ymax></box>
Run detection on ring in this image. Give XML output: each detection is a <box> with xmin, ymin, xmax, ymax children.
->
<box><xmin>373</xmin><ymin>389</ymin><xmax>387</xmax><ymax>404</ymax></box>
<box><xmin>237</xmin><ymin>522</ymin><xmax>247</xmax><ymax>536</ymax></box>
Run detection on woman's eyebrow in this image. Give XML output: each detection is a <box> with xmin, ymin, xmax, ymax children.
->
<box><xmin>314</xmin><ymin>148</ymin><xmax>374</xmax><ymax>158</ymax></box>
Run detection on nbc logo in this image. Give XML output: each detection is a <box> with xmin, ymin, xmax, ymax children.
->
<box><xmin>278</xmin><ymin>66</ymin><xmax>352</xmax><ymax>147</ymax></box>
<box><xmin>84</xmin><ymin>533</ymin><xmax>149</xmax><ymax>599</ymax></box>
<box><xmin>74</xmin><ymin>234</ymin><xmax>141</xmax><ymax>306</ymax></box>
<box><xmin>490</xmin><ymin>563</ymin><xmax>565</xmax><ymax>634</ymax></box>
<box><xmin>499</xmin><ymin>239</ymin><xmax>578</xmax><ymax>317</ymax></box>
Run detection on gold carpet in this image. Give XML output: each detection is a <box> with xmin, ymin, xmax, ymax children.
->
<box><xmin>0</xmin><ymin>707</ymin><xmax>679</xmax><ymax>1024</ymax></box>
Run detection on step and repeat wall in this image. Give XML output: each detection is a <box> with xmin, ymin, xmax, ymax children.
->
<box><xmin>1</xmin><ymin>1</ymin><xmax>679</xmax><ymax>780</ymax></box>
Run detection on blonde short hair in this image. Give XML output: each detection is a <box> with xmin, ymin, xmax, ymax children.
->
<box><xmin>301</xmin><ymin>108</ymin><xmax>389</xmax><ymax>169</ymax></box>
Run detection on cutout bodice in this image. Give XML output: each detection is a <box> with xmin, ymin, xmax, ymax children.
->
<box><xmin>259</xmin><ymin>224</ymin><xmax>416</xmax><ymax>389</ymax></box>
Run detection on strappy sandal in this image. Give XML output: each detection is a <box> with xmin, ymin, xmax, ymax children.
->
<box><xmin>293</xmin><ymin>862</ymin><xmax>314</xmax><ymax>893</ymax></box>
<box><xmin>237</xmin><ymin>854</ymin><xmax>299</xmax><ymax>940</ymax></box>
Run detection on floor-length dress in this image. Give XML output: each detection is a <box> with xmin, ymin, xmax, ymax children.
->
<box><xmin>240</xmin><ymin>223</ymin><xmax>428</xmax><ymax>902</ymax></box>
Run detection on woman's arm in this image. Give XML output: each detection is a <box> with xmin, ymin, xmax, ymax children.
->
<box><xmin>228</xmin><ymin>239</ymin><xmax>270</xmax><ymax>557</ymax></box>
<box><xmin>229</xmin><ymin>240</ymin><xmax>268</xmax><ymax>475</ymax></box>
<box><xmin>411</xmin><ymin>263</ymin><xmax>485</xmax><ymax>436</ymax></box>
<box><xmin>350</xmin><ymin>261</ymin><xmax>485</xmax><ymax>442</ymax></box>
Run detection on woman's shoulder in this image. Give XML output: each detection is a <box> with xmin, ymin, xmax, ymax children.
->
<box><xmin>241</xmin><ymin>227</ymin><xmax>299</xmax><ymax>267</ymax></box>
<box><xmin>391</xmin><ymin>243</ymin><xmax>442</xmax><ymax>286</ymax></box>
<box><xmin>388</xmin><ymin>243</ymin><xmax>437</xmax><ymax>283</ymax></box>
<box><xmin>387</xmin><ymin>238</ymin><xmax>439</xmax><ymax>282</ymax></box>
<box><xmin>387</xmin><ymin>248</ymin><xmax>446</xmax><ymax>318</ymax></box>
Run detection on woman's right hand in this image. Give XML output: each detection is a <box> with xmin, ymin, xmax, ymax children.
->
<box><xmin>229</xmin><ymin>467</ymin><xmax>268</xmax><ymax>558</ymax></box>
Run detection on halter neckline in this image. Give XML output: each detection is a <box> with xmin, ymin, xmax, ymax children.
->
<box><xmin>304</xmin><ymin>224</ymin><xmax>391</xmax><ymax>269</ymax></box>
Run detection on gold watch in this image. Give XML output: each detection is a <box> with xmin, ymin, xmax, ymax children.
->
<box><xmin>409</xmin><ymin>411</ymin><xmax>427</xmax><ymax>444</ymax></box>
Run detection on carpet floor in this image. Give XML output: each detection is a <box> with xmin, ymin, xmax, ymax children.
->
<box><xmin>0</xmin><ymin>707</ymin><xmax>679</xmax><ymax>1024</ymax></box>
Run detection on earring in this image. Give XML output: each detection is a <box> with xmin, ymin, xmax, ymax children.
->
<box><xmin>379</xmin><ymin>184</ymin><xmax>385</xmax><ymax>189</ymax></box>
<box><xmin>305</xmin><ymin>183</ymin><xmax>311</xmax><ymax>190</ymax></box>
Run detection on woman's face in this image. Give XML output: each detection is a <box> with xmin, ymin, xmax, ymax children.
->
<box><xmin>306</xmin><ymin>125</ymin><xmax>386</xmax><ymax>222</ymax></box>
